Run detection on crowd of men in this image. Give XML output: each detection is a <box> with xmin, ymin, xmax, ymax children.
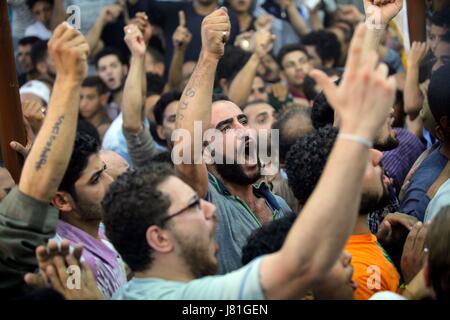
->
<box><xmin>0</xmin><ymin>0</ymin><xmax>449</xmax><ymax>300</ymax></box>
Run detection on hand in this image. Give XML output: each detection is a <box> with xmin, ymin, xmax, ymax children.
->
<box><xmin>253</xmin><ymin>30</ymin><xmax>276</xmax><ymax>59</ymax></box>
<box><xmin>364</xmin><ymin>0</ymin><xmax>403</xmax><ymax>28</ymax></box>
<box><xmin>48</xmin><ymin>22</ymin><xmax>90</xmax><ymax>83</ymax></box>
<box><xmin>124</xmin><ymin>23</ymin><xmax>146</xmax><ymax>58</ymax></box>
<box><xmin>234</xmin><ymin>31</ymin><xmax>254</xmax><ymax>51</ymax></box>
<box><xmin>408</xmin><ymin>42</ymin><xmax>429</xmax><ymax>68</ymax></box>
<box><xmin>270</xmin><ymin>83</ymin><xmax>289</xmax><ymax>103</ymax></box>
<box><xmin>173</xmin><ymin>11</ymin><xmax>192</xmax><ymax>50</ymax></box>
<box><xmin>101</xmin><ymin>4</ymin><xmax>123</xmax><ymax>24</ymax></box>
<box><xmin>401</xmin><ymin>222</ymin><xmax>429</xmax><ymax>284</ymax></box>
<box><xmin>21</xmin><ymin>100</ymin><xmax>45</xmax><ymax>134</ymax></box>
<box><xmin>24</xmin><ymin>240</ymin><xmax>103</xmax><ymax>300</ymax></box>
<box><xmin>377</xmin><ymin>213</ymin><xmax>418</xmax><ymax>247</ymax></box>
<box><xmin>129</xmin><ymin>12</ymin><xmax>152</xmax><ymax>45</ymax></box>
<box><xmin>335</xmin><ymin>4</ymin><xmax>365</xmax><ymax>25</ymax></box>
<box><xmin>255</xmin><ymin>14</ymin><xmax>272</xmax><ymax>32</ymax></box>
<box><xmin>201</xmin><ymin>7</ymin><xmax>231</xmax><ymax>61</ymax></box>
<box><xmin>310</xmin><ymin>24</ymin><xmax>397</xmax><ymax>141</ymax></box>
<box><xmin>9</xmin><ymin>117</ymin><xmax>35</xmax><ymax>159</ymax></box>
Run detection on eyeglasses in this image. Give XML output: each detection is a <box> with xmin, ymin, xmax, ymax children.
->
<box><xmin>159</xmin><ymin>195</ymin><xmax>201</xmax><ymax>225</ymax></box>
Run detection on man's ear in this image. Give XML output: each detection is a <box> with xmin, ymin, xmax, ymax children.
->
<box><xmin>146</xmin><ymin>225</ymin><xmax>173</xmax><ymax>254</ymax></box>
<box><xmin>51</xmin><ymin>191</ymin><xmax>75</xmax><ymax>213</ymax></box>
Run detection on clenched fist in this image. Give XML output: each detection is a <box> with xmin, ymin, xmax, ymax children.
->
<box><xmin>201</xmin><ymin>7</ymin><xmax>231</xmax><ymax>60</ymax></box>
<box><xmin>124</xmin><ymin>24</ymin><xmax>146</xmax><ymax>58</ymax></box>
<box><xmin>48</xmin><ymin>22</ymin><xmax>89</xmax><ymax>83</ymax></box>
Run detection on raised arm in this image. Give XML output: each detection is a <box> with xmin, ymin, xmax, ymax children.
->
<box><xmin>19</xmin><ymin>23</ymin><xmax>89</xmax><ymax>202</ymax></box>
<box><xmin>165</xmin><ymin>11</ymin><xmax>192</xmax><ymax>93</ymax></box>
<box><xmin>260</xmin><ymin>24</ymin><xmax>397</xmax><ymax>299</ymax></box>
<box><xmin>281</xmin><ymin>0</ymin><xmax>310</xmax><ymax>37</ymax></box>
<box><xmin>404</xmin><ymin>42</ymin><xmax>428</xmax><ymax>116</ymax></box>
<box><xmin>228</xmin><ymin>30</ymin><xmax>275</xmax><ymax>107</ymax></box>
<box><xmin>174</xmin><ymin>8</ymin><xmax>230</xmax><ymax>198</ymax></box>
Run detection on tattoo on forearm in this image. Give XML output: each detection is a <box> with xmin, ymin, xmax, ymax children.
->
<box><xmin>176</xmin><ymin>88</ymin><xmax>196</xmax><ymax>125</ymax></box>
<box><xmin>35</xmin><ymin>116</ymin><xmax>65</xmax><ymax>170</ymax></box>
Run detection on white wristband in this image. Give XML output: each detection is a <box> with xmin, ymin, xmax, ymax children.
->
<box><xmin>338</xmin><ymin>133</ymin><xmax>373</xmax><ymax>148</ymax></box>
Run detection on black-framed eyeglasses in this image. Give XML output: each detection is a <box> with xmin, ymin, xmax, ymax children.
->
<box><xmin>159</xmin><ymin>195</ymin><xmax>201</xmax><ymax>225</ymax></box>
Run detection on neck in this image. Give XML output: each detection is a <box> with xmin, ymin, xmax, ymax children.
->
<box><xmin>134</xmin><ymin>256</ymin><xmax>194</xmax><ymax>282</ymax></box>
<box><xmin>87</xmin><ymin>111</ymin><xmax>106</xmax><ymax>128</ymax></box>
<box><xmin>61</xmin><ymin>214</ymin><xmax>101</xmax><ymax>240</ymax></box>
<box><xmin>113</xmin><ymin>90</ymin><xmax>123</xmax><ymax>106</ymax></box>
<box><xmin>193</xmin><ymin>1</ymin><xmax>218</xmax><ymax>16</ymax></box>
<box><xmin>237</xmin><ymin>13</ymin><xmax>252</xmax><ymax>31</ymax></box>
<box><xmin>352</xmin><ymin>214</ymin><xmax>371</xmax><ymax>235</ymax></box>
<box><xmin>209</xmin><ymin>167</ymin><xmax>257</xmax><ymax>203</ymax></box>
<box><xmin>290</xmin><ymin>84</ymin><xmax>304</xmax><ymax>95</ymax></box>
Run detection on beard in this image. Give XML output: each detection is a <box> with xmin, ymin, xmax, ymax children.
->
<box><xmin>359</xmin><ymin>178</ymin><xmax>391</xmax><ymax>215</ymax></box>
<box><xmin>74</xmin><ymin>198</ymin><xmax>103</xmax><ymax>221</ymax></box>
<box><xmin>374</xmin><ymin>133</ymin><xmax>399</xmax><ymax>152</ymax></box>
<box><xmin>215</xmin><ymin>161</ymin><xmax>261</xmax><ymax>186</ymax></box>
<box><xmin>174</xmin><ymin>232</ymin><xmax>218</xmax><ymax>278</ymax></box>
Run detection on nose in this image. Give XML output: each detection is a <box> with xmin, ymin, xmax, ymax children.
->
<box><xmin>369</xmin><ymin>148</ymin><xmax>383</xmax><ymax>166</ymax></box>
<box><xmin>201</xmin><ymin>199</ymin><xmax>217</xmax><ymax>221</ymax></box>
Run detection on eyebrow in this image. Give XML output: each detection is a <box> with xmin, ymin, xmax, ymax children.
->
<box><xmin>216</xmin><ymin>118</ymin><xmax>234</xmax><ymax>130</ymax></box>
<box><xmin>257</xmin><ymin>112</ymin><xmax>269</xmax><ymax>118</ymax></box>
<box><xmin>88</xmin><ymin>164</ymin><xmax>107</xmax><ymax>184</ymax></box>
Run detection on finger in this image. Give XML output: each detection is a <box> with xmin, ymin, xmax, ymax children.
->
<box><xmin>53</xmin><ymin>255</ymin><xmax>69</xmax><ymax>286</ymax></box>
<box><xmin>47</xmin><ymin>240</ymin><xmax>60</xmax><ymax>258</ymax></box>
<box><xmin>51</xmin><ymin>22</ymin><xmax>71</xmax><ymax>40</ymax></box>
<box><xmin>24</xmin><ymin>273</ymin><xmax>48</xmax><ymax>288</ymax></box>
<box><xmin>35</xmin><ymin>245</ymin><xmax>49</xmax><ymax>264</ymax></box>
<box><xmin>310</xmin><ymin>69</ymin><xmax>338</xmax><ymax>102</ymax></box>
<box><xmin>60</xmin><ymin>239</ymin><xmax>71</xmax><ymax>258</ymax></box>
<box><xmin>345</xmin><ymin>23</ymin><xmax>366</xmax><ymax>75</ymax></box>
<box><xmin>375</xmin><ymin>62</ymin><xmax>389</xmax><ymax>80</ymax></box>
<box><xmin>404</xmin><ymin>222</ymin><xmax>422</xmax><ymax>253</ymax></box>
<box><xmin>72</xmin><ymin>244</ymin><xmax>84</xmax><ymax>262</ymax></box>
<box><xmin>178</xmin><ymin>11</ymin><xmax>186</xmax><ymax>27</ymax></box>
<box><xmin>46</xmin><ymin>265</ymin><xmax>65</xmax><ymax>294</ymax></box>
<box><xmin>415</xmin><ymin>224</ymin><xmax>428</xmax><ymax>251</ymax></box>
<box><xmin>9</xmin><ymin>141</ymin><xmax>27</xmax><ymax>157</ymax></box>
<box><xmin>209</xmin><ymin>23</ymin><xmax>232</xmax><ymax>32</ymax></box>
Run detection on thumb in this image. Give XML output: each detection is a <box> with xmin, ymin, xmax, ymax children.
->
<box><xmin>309</xmin><ymin>69</ymin><xmax>338</xmax><ymax>101</ymax></box>
<box><xmin>10</xmin><ymin>141</ymin><xmax>27</xmax><ymax>157</ymax></box>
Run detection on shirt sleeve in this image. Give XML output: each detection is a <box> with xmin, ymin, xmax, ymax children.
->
<box><xmin>0</xmin><ymin>187</ymin><xmax>59</xmax><ymax>290</ymax></box>
<box><xmin>123</xmin><ymin>127</ymin><xmax>159</xmax><ymax>170</ymax></box>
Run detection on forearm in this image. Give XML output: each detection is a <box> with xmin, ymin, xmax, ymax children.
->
<box><xmin>363</xmin><ymin>23</ymin><xmax>386</xmax><ymax>57</ymax></box>
<box><xmin>86</xmin><ymin>18</ymin><xmax>106</xmax><ymax>57</ymax></box>
<box><xmin>19</xmin><ymin>78</ymin><xmax>81</xmax><ymax>202</ymax></box>
<box><xmin>404</xmin><ymin>66</ymin><xmax>424</xmax><ymax>115</ymax></box>
<box><xmin>51</xmin><ymin>0</ymin><xmax>66</xmax><ymax>30</ymax></box>
<box><xmin>287</xmin><ymin>5</ymin><xmax>309</xmax><ymax>36</ymax></box>
<box><xmin>228</xmin><ymin>54</ymin><xmax>259</xmax><ymax>107</ymax></box>
<box><xmin>166</xmin><ymin>48</ymin><xmax>186</xmax><ymax>92</ymax></box>
<box><xmin>123</xmin><ymin>55</ymin><xmax>145</xmax><ymax>133</ymax></box>
<box><xmin>309</xmin><ymin>10</ymin><xmax>323</xmax><ymax>31</ymax></box>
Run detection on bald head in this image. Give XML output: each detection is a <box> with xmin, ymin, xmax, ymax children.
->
<box><xmin>100</xmin><ymin>150</ymin><xmax>129</xmax><ymax>180</ymax></box>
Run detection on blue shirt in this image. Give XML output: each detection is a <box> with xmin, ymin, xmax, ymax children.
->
<box><xmin>113</xmin><ymin>257</ymin><xmax>265</xmax><ymax>300</ymax></box>
<box><xmin>400</xmin><ymin>148</ymin><xmax>449</xmax><ymax>221</ymax></box>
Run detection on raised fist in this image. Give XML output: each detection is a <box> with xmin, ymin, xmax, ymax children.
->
<box><xmin>124</xmin><ymin>24</ymin><xmax>146</xmax><ymax>58</ymax></box>
<box><xmin>201</xmin><ymin>8</ymin><xmax>231</xmax><ymax>60</ymax></box>
<box><xmin>48</xmin><ymin>22</ymin><xmax>89</xmax><ymax>83</ymax></box>
<box><xmin>173</xmin><ymin>11</ymin><xmax>192</xmax><ymax>49</ymax></box>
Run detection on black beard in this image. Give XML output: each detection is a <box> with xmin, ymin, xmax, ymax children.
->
<box><xmin>374</xmin><ymin>135</ymin><xmax>399</xmax><ymax>152</ymax></box>
<box><xmin>360</xmin><ymin>182</ymin><xmax>391</xmax><ymax>215</ymax></box>
<box><xmin>215</xmin><ymin>161</ymin><xmax>261</xmax><ymax>186</ymax></box>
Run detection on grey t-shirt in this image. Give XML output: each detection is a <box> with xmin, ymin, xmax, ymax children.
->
<box><xmin>207</xmin><ymin>174</ymin><xmax>291</xmax><ymax>274</ymax></box>
<box><xmin>113</xmin><ymin>256</ymin><xmax>265</xmax><ymax>300</ymax></box>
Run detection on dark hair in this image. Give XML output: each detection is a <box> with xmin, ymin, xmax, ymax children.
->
<box><xmin>94</xmin><ymin>47</ymin><xmax>126</xmax><ymax>68</ymax></box>
<box><xmin>303</xmin><ymin>68</ymin><xmax>340</xmax><ymax>101</ymax></box>
<box><xmin>310</xmin><ymin>77</ymin><xmax>341</xmax><ymax>129</ymax></box>
<box><xmin>151</xmin><ymin>151</ymin><xmax>173</xmax><ymax>165</ymax></box>
<box><xmin>30</xmin><ymin>40</ymin><xmax>48</xmax><ymax>69</ymax></box>
<box><xmin>426</xmin><ymin>205</ymin><xmax>450</xmax><ymax>300</ymax></box>
<box><xmin>18</xmin><ymin>36</ymin><xmax>40</xmax><ymax>47</ymax></box>
<box><xmin>429</xmin><ymin>6</ymin><xmax>450</xmax><ymax>29</ymax></box>
<box><xmin>242</xmin><ymin>213</ymin><xmax>297</xmax><ymax>265</ymax></box>
<box><xmin>285</xmin><ymin>125</ymin><xmax>338</xmax><ymax>205</ymax></box>
<box><xmin>302</xmin><ymin>31</ymin><xmax>341</xmax><ymax>67</ymax></box>
<box><xmin>212</xmin><ymin>93</ymin><xmax>231</xmax><ymax>103</ymax></box>
<box><xmin>81</xmin><ymin>76</ymin><xmax>108</xmax><ymax>95</ymax></box>
<box><xmin>26</xmin><ymin>0</ymin><xmax>54</xmax><ymax>10</ymax></box>
<box><xmin>146</xmin><ymin>72</ymin><xmax>165</xmax><ymax>97</ymax></box>
<box><xmin>58</xmin><ymin>130</ymin><xmax>100</xmax><ymax>198</ymax></box>
<box><xmin>428</xmin><ymin>63</ymin><xmax>450</xmax><ymax>123</ymax></box>
<box><xmin>147</xmin><ymin>47</ymin><xmax>165</xmax><ymax>65</ymax></box>
<box><xmin>271</xmin><ymin>107</ymin><xmax>313</xmax><ymax>163</ymax></box>
<box><xmin>102</xmin><ymin>164</ymin><xmax>174</xmax><ymax>272</ymax></box>
<box><xmin>215</xmin><ymin>46</ymin><xmax>252</xmax><ymax>87</ymax></box>
<box><xmin>276</xmin><ymin>44</ymin><xmax>309</xmax><ymax>67</ymax></box>
<box><xmin>151</xmin><ymin>91</ymin><xmax>181</xmax><ymax>146</ymax></box>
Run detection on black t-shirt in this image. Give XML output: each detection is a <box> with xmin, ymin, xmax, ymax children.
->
<box><xmin>128</xmin><ymin>1</ymin><xmax>239</xmax><ymax>67</ymax></box>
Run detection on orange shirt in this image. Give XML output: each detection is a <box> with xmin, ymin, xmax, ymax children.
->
<box><xmin>345</xmin><ymin>233</ymin><xmax>400</xmax><ymax>300</ymax></box>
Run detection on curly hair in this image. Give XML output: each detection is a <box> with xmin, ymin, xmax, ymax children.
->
<box><xmin>302</xmin><ymin>31</ymin><xmax>341</xmax><ymax>68</ymax></box>
<box><xmin>241</xmin><ymin>213</ymin><xmax>297</xmax><ymax>265</ymax></box>
<box><xmin>58</xmin><ymin>130</ymin><xmax>100</xmax><ymax>199</ymax></box>
<box><xmin>285</xmin><ymin>125</ymin><xmax>338</xmax><ymax>205</ymax></box>
<box><xmin>102</xmin><ymin>163</ymin><xmax>174</xmax><ymax>272</ymax></box>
